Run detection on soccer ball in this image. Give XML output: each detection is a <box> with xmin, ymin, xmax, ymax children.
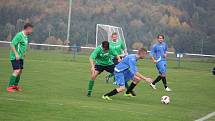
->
<box><xmin>161</xmin><ymin>96</ymin><xmax>170</xmax><ymax>104</ymax></box>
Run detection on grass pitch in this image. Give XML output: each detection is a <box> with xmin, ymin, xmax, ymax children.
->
<box><xmin>0</xmin><ymin>48</ymin><xmax>215</xmax><ymax>121</ymax></box>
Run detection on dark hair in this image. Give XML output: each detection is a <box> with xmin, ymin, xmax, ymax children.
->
<box><xmin>157</xmin><ymin>34</ymin><xmax>164</xmax><ymax>39</ymax></box>
<box><xmin>102</xmin><ymin>41</ymin><xmax>109</xmax><ymax>50</ymax></box>
<box><xmin>112</xmin><ymin>32</ymin><xmax>117</xmax><ymax>36</ymax></box>
<box><xmin>24</xmin><ymin>23</ymin><xmax>33</xmax><ymax>29</ymax></box>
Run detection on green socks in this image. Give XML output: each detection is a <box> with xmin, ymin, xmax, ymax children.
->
<box><xmin>87</xmin><ymin>80</ymin><xmax>94</xmax><ymax>96</ymax></box>
<box><xmin>9</xmin><ymin>75</ymin><xmax>17</xmax><ymax>87</ymax></box>
<box><xmin>14</xmin><ymin>75</ymin><xmax>20</xmax><ymax>86</ymax></box>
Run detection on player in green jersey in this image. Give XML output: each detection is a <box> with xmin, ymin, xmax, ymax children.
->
<box><xmin>7</xmin><ymin>23</ymin><xmax>33</xmax><ymax>92</ymax></box>
<box><xmin>109</xmin><ymin>32</ymin><xmax>128</xmax><ymax>57</ymax></box>
<box><xmin>106</xmin><ymin>32</ymin><xmax>128</xmax><ymax>83</ymax></box>
<box><xmin>87</xmin><ymin>41</ymin><xmax>121</xmax><ymax>96</ymax></box>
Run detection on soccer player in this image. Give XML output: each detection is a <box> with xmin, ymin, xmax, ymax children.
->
<box><xmin>7</xmin><ymin>23</ymin><xmax>33</xmax><ymax>92</ymax></box>
<box><xmin>105</xmin><ymin>32</ymin><xmax>128</xmax><ymax>83</ymax></box>
<box><xmin>109</xmin><ymin>32</ymin><xmax>128</xmax><ymax>64</ymax></box>
<box><xmin>149</xmin><ymin>34</ymin><xmax>172</xmax><ymax>92</ymax></box>
<box><xmin>87</xmin><ymin>41</ymin><xmax>121</xmax><ymax>96</ymax></box>
<box><xmin>102</xmin><ymin>48</ymin><xmax>153</xmax><ymax>100</ymax></box>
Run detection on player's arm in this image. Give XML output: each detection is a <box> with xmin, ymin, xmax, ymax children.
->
<box><xmin>150</xmin><ymin>45</ymin><xmax>157</xmax><ymax>64</ymax></box>
<box><xmin>89</xmin><ymin>48</ymin><xmax>99</xmax><ymax>72</ymax></box>
<box><xmin>121</xmin><ymin>40</ymin><xmax>128</xmax><ymax>55</ymax></box>
<box><xmin>89</xmin><ymin>58</ymin><xmax>95</xmax><ymax>71</ymax></box>
<box><xmin>164</xmin><ymin>43</ymin><xmax>168</xmax><ymax>58</ymax></box>
<box><xmin>123</xmin><ymin>49</ymin><xmax>128</xmax><ymax>56</ymax></box>
<box><xmin>150</xmin><ymin>56</ymin><xmax>157</xmax><ymax>64</ymax></box>
<box><xmin>24</xmin><ymin>42</ymin><xmax>30</xmax><ymax>59</ymax></box>
<box><xmin>128</xmin><ymin>59</ymin><xmax>152</xmax><ymax>83</ymax></box>
<box><xmin>89</xmin><ymin>58</ymin><xmax>96</xmax><ymax>76</ymax></box>
<box><xmin>116</xmin><ymin>55</ymin><xmax>121</xmax><ymax>62</ymax></box>
<box><xmin>135</xmin><ymin>72</ymin><xmax>152</xmax><ymax>83</ymax></box>
<box><xmin>10</xmin><ymin>34</ymin><xmax>21</xmax><ymax>60</ymax></box>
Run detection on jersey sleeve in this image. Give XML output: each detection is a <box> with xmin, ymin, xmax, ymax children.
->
<box><xmin>150</xmin><ymin>45</ymin><xmax>156</xmax><ymax>57</ymax></box>
<box><xmin>11</xmin><ymin>33</ymin><xmax>21</xmax><ymax>46</ymax></box>
<box><xmin>120</xmin><ymin>39</ymin><xmax>126</xmax><ymax>50</ymax></box>
<box><xmin>164</xmin><ymin>43</ymin><xmax>168</xmax><ymax>53</ymax></box>
<box><xmin>90</xmin><ymin>47</ymin><xmax>100</xmax><ymax>60</ymax></box>
<box><xmin>128</xmin><ymin>57</ymin><xmax>138</xmax><ymax>75</ymax></box>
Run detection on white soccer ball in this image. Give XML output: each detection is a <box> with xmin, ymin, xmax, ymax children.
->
<box><xmin>161</xmin><ymin>96</ymin><xmax>170</xmax><ymax>104</ymax></box>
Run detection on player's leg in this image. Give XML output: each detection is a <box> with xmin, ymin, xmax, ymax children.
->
<box><xmin>106</xmin><ymin>64</ymin><xmax>137</xmax><ymax>96</ymax></box>
<box><xmin>124</xmin><ymin>70</ymin><xmax>137</xmax><ymax>96</ymax></box>
<box><xmin>14</xmin><ymin>59</ymin><xmax>24</xmax><ymax>91</ymax></box>
<box><xmin>103</xmin><ymin>86</ymin><xmax>125</xmax><ymax>100</ymax></box>
<box><xmin>103</xmin><ymin>72</ymin><xmax>125</xmax><ymax>100</ymax></box>
<box><xmin>87</xmin><ymin>65</ymin><xmax>102</xmax><ymax>96</ymax></box>
<box><xmin>104</xmin><ymin>64</ymin><xmax>115</xmax><ymax>78</ymax></box>
<box><xmin>7</xmin><ymin>60</ymin><xmax>22</xmax><ymax>92</ymax></box>
<box><xmin>159</xmin><ymin>61</ymin><xmax>171</xmax><ymax>91</ymax></box>
<box><xmin>14</xmin><ymin>69</ymin><xmax>22</xmax><ymax>91</ymax></box>
<box><xmin>150</xmin><ymin>63</ymin><xmax>162</xmax><ymax>89</ymax></box>
<box><xmin>105</xmin><ymin>58</ymin><xmax>118</xmax><ymax>83</ymax></box>
<box><xmin>125</xmin><ymin>74</ymin><xmax>141</xmax><ymax>97</ymax></box>
<box><xmin>161</xmin><ymin>75</ymin><xmax>171</xmax><ymax>91</ymax></box>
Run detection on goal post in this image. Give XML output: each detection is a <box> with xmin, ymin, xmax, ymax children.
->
<box><xmin>96</xmin><ymin>24</ymin><xmax>127</xmax><ymax>49</ymax></box>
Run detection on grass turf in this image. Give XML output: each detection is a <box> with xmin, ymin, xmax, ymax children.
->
<box><xmin>0</xmin><ymin>48</ymin><xmax>215</xmax><ymax>121</ymax></box>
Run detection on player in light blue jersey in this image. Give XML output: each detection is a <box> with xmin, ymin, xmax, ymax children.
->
<box><xmin>150</xmin><ymin>34</ymin><xmax>171</xmax><ymax>92</ymax></box>
<box><xmin>102</xmin><ymin>48</ymin><xmax>153</xmax><ymax>100</ymax></box>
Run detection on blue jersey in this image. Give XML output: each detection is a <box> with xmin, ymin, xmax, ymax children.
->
<box><xmin>150</xmin><ymin>42</ymin><xmax>168</xmax><ymax>62</ymax></box>
<box><xmin>114</xmin><ymin>54</ymin><xmax>138</xmax><ymax>75</ymax></box>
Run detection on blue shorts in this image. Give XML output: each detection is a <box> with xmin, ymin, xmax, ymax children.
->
<box><xmin>114</xmin><ymin>69</ymin><xmax>134</xmax><ymax>86</ymax></box>
<box><xmin>156</xmin><ymin>61</ymin><xmax>167</xmax><ymax>75</ymax></box>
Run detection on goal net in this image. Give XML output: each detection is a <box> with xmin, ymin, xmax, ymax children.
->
<box><xmin>96</xmin><ymin>24</ymin><xmax>127</xmax><ymax>49</ymax></box>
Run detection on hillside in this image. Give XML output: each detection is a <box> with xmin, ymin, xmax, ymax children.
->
<box><xmin>0</xmin><ymin>0</ymin><xmax>214</xmax><ymax>54</ymax></box>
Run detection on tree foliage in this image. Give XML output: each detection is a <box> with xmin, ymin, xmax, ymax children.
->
<box><xmin>0</xmin><ymin>0</ymin><xmax>214</xmax><ymax>54</ymax></box>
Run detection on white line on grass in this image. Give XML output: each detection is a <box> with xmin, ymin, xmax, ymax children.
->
<box><xmin>0</xmin><ymin>97</ymin><xmax>64</xmax><ymax>106</ymax></box>
<box><xmin>195</xmin><ymin>111</ymin><xmax>215</xmax><ymax>121</ymax></box>
<box><xmin>7</xmin><ymin>98</ymin><xmax>25</xmax><ymax>102</ymax></box>
<box><xmin>1</xmin><ymin>97</ymin><xmax>150</xmax><ymax>116</ymax></box>
<box><xmin>47</xmin><ymin>102</ymin><xmax>64</xmax><ymax>106</ymax></box>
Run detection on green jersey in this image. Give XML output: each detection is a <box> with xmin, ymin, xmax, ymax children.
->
<box><xmin>109</xmin><ymin>39</ymin><xmax>126</xmax><ymax>55</ymax></box>
<box><xmin>90</xmin><ymin>46</ymin><xmax>118</xmax><ymax>66</ymax></box>
<box><xmin>10</xmin><ymin>31</ymin><xmax>29</xmax><ymax>60</ymax></box>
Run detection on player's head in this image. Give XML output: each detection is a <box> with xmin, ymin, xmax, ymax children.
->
<box><xmin>137</xmin><ymin>48</ymin><xmax>148</xmax><ymax>59</ymax></box>
<box><xmin>157</xmin><ymin>34</ymin><xmax>164</xmax><ymax>43</ymax></box>
<box><xmin>24</xmin><ymin>23</ymin><xmax>33</xmax><ymax>35</ymax></box>
<box><xmin>111</xmin><ymin>32</ymin><xmax>118</xmax><ymax>41</ymax></box>
<box><xmin>102</xmin><ymin>41</ymin><xmax>109</xmax><ymax>51</ymax></box>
